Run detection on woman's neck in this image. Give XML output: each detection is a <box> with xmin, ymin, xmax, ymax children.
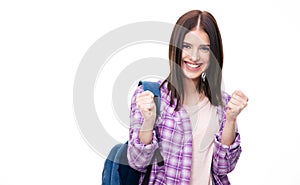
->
<box><xmin>183</xmin><ymin>78</ymin><xmax>204</xmax><ymax>106</ymax></box>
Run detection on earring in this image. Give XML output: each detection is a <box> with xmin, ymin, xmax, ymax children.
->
<box><xmin>201</xmin><ymin>72</ymin><xmax>206</xmax><ymax>82</ymax></box>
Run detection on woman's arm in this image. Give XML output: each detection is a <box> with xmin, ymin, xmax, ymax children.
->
<box><xmin>127</xmin><ymin>85</ymin><xmax>159</xmax><ymax>172</ymax></box>
<box><xmin>212</xmin><ymin>91</ymin><xmax>248</xmax><ymax>175</ymax></box>
<box><xmin>139</xmin><ymin>118</ymin><xmax>156</xmax><ymax>145</ymax></box>
<box><xmin>212</xmin><ymin>129</ymin><xmax>242</xmax><ymax>175</ymax></box>
<box><xmin>221</xmin><ymin>90</ymin><xmax>248</xmax><ymax>146</ymax></box>
<box><xmin>221</xmin><ymin>118</ymin><xmax>237</xmax><ymax>146</ymax></box>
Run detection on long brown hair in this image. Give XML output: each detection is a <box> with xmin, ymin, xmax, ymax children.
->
<box><xmin>161</xmin><ymin>10</ymin><xmax>224</xmax><ymax>110</ymax></box>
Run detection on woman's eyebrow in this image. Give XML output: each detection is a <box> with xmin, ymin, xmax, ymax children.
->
<box><xmin>183</xmin><ymin>42</ymin><xmax>210</xmax><ymax>46</ymax></box>
<box><xmin>183</xmin><ymin>42</ymin><xmax>191</xmax><ymax>45</ymax></box>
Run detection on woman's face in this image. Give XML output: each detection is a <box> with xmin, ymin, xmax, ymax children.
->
<box><xmin>181</xmin><ymin>28</ymin><xmax>210</xmax><ymax>81</ymax></box>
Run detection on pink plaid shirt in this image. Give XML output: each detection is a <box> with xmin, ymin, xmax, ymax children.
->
<box><xmin>128</xmin><ymin>81</ymin><xmax>242</xmax><ymax>185</ymax></box>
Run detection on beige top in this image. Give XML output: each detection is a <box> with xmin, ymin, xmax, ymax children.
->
<box><xmin>184</xmin><ymin>97</ymin><xmax>219</xmax><ymax>185</ymax></box>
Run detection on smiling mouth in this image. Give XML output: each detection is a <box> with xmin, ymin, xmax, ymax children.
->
<box><xmin>184</xmin><ymin>61</ymin><xmax>203</xmax><ymax>69</ymax></box>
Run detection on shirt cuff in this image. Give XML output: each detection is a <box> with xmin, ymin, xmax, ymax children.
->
<box><xmin>214</xmin><ymin>131</ymin><xmax>241</xmax><ymax>159</ymax></box>
<box><xmin>130</xmin><ymin>128</ymin><xmax>159</xmax><ymax>154</ymax></box>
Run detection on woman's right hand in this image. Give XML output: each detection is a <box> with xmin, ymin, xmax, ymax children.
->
<box><xmin>136</xmin><ymin>90</ymin><xmax>157</xmax><ymax>123</ymax></box>
<box><xmin>136</xmin><ymin>90</ymin><xmax>157</xmax><ymax>144</ymax></box>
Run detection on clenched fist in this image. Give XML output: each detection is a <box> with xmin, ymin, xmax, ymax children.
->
<box><xmin>226</xmin><ymin>90</ymin><xmax>248</xmax><ymax>122</ymax></box>
<box><xmin>136</xmin><ymin>90</ymin><xmax>157</xmax><ymax>122</ymax></box>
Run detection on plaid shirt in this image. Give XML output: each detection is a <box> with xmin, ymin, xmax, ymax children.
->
<box><xmin>128</xmin><ymin>81</ymin><xmax>242</xmax><ymax>185</ymax></box>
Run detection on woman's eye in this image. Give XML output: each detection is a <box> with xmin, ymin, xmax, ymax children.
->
<box><xmin>182</xmin><ymin>44</ymin><xmax>190</xmax><ymax>49</ymax></box>
<box><xmin>200</xmin><ymin>46</ymin><xmax>210</xmax><ymax>52</ymax></box>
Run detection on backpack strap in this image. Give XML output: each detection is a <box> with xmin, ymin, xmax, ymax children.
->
<box><xmin>138</xmin><ymin>81</ymin><xmax>161</xmax><ymax>117</ymax></box>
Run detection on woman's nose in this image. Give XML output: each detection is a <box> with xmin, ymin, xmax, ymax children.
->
<box><xmin>190</xmin><ymin>49</ymin><xmax>200</xmax><ymax>61</ymax></box>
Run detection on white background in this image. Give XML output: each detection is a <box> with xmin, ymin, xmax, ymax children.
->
<box><xmin>1</xmin><ymin>0</ymin><xmax>300</xmax><ymax>184</ymax></box>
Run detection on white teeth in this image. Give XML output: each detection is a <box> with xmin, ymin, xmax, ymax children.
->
<box><xmin>186</xmin><ymin>62</ymin><xmax>201</xmax><ymax>68</ymax></box>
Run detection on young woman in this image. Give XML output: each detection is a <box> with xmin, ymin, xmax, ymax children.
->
<box><xmin>127</xmin><ymin>10</ymin><xmax>248</xmax><ymax>185</ymax></box>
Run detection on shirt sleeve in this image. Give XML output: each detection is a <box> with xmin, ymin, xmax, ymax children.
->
<box><xmin>212</xmin><ymin>130</ymin><xmax>242</xmax><ymax>175</ymax></box>
<box><xmin>127</xmin><ymin>85</ymin><xmax>159</xmax><ymax>173</ymax></box>
<box><xmin>212</xmin><ymin>92</ymin><xmax>242</xmax><ymax>176</ymax></box>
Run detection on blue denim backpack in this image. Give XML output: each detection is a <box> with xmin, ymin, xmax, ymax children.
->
<box><xmin>101</xmin><ymin>81</ymin><xmax>164</xmax><ymax>185</ymax></box>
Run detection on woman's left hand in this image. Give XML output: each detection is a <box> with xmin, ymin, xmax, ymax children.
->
<box><xmin>226</xmin><ymin>90</ymin><xmax>248</xmax><ymax>122</ymax></box>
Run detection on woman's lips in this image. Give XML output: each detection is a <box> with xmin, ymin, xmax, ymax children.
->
<box><xmin>184</xmin><ymin>61</ymin><xmax>203</xmax><ymax>71</ymax></box>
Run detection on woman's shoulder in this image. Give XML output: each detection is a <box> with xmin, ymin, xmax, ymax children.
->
<box><xmin>221</xmin><ymin>91</ymin><xmax>231</xmax><ymax>105</ymax></box>
<box><xmin>158</xmin><ymin>79</ymin><xmax>168</xmax><ymax>93</ymax></box>
<box><xmin>158</xmin><ymin>80</ymin><xmax>173</xmax><ymax>101</ymax></box>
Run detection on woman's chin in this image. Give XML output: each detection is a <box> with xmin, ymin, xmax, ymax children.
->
<box><xmin>183</xmin><ymin>72</ymin><xmax>200</xmax><ymax>81</ymax></box>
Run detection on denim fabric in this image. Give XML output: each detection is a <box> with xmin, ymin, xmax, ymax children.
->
<box><xmin>102</xmin><ymin>144</ymin><xmax>122</xmax><ymax>185</ymax></box>
<box><xmin>102</xmin><ymin>81</ymin><xmax>161</xmax><ymax>185</ymax></box>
